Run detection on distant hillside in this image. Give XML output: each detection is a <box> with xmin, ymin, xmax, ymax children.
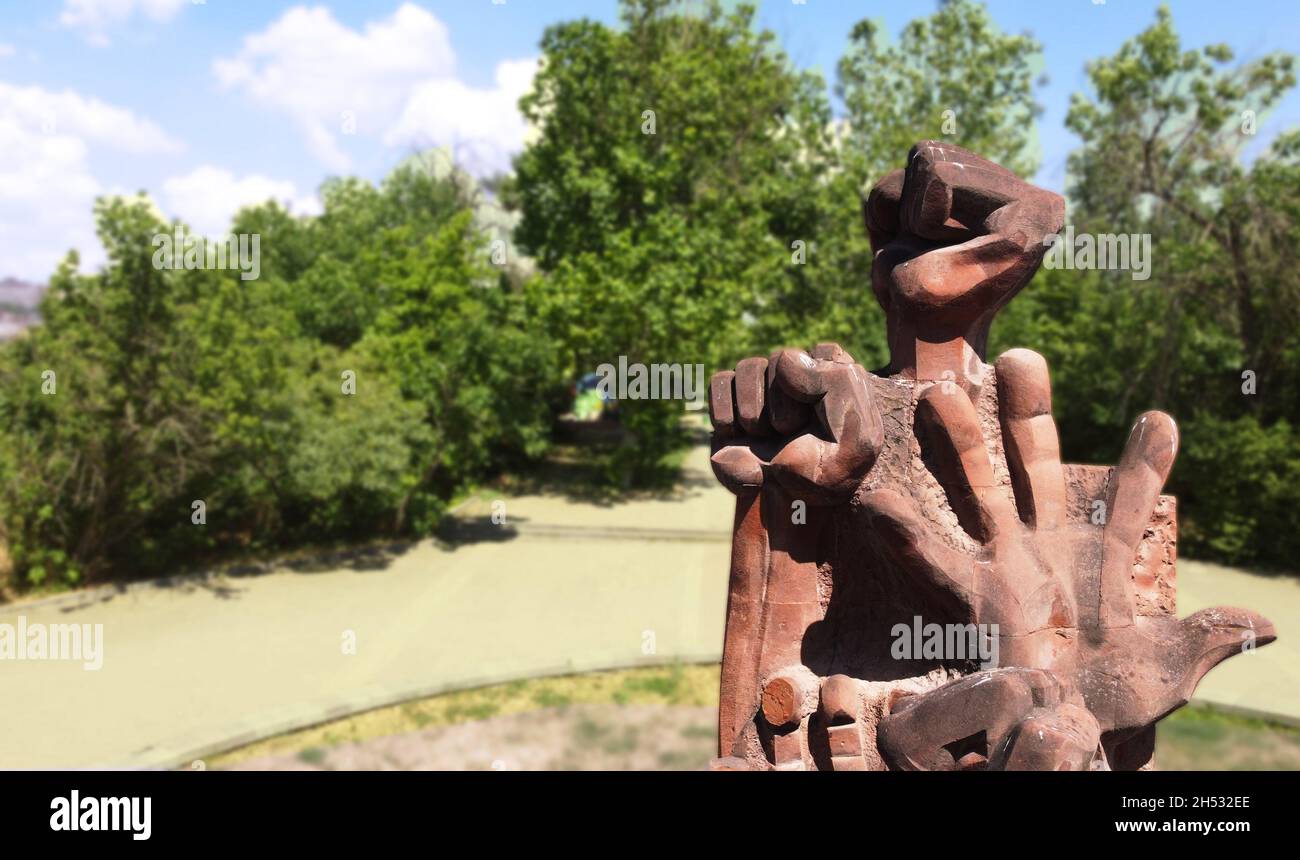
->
<box><xmin>0</xmin><ymin>277</ymin><xmax>45</xmax><ymax>309</ymax></box>
<box><xmin>0</xmin><ymin>277</ymin><xmax>44</xmax><ymax>340</ymax></box>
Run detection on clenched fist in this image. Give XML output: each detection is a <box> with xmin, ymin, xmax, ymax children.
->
<box><xmin>708</xmin><ymin>343</ymin><xmax>882</xmax><ymax>504</ymax></box>
<box><xmin>865</xmin><ymin>141</ymin><xmax>1065</xmax><ymax>391</ymax></box>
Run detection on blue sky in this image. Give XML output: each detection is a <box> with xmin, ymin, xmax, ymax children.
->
<box><xmin>1</xmin><ymin>0</ymin><xmax>1297</xmax><ymax>281</ymax></box>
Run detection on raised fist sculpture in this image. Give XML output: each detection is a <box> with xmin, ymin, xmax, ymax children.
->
<box><xmin>708</xmin><ymin>141</ymin><xmax>1275</xmax><ymax>772</ymax></box>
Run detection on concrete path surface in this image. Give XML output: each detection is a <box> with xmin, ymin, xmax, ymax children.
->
<box><xmin>1</xmin><ymin>444</ymin><xmax>1296</xmax><ymax>769</ymax></box>
<box><xmin>1175</xmin><ymin>559</ymin><xmax>1300</xmax><ymax>722</ymax></box>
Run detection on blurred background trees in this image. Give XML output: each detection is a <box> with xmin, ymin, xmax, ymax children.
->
<box><xmin>0</xmin><ymin>158</ymin><xmax>558</xmax><ymax>587</ymax></box>
<box><xmin>507</xmin><ymin>0</ymin><xmax>837</xmax><ymax>480</ymax></box>
<box><xmin>992</xmin><ymin>4</ymin><xmax>1300</xmax><ymax>565</ymax></box>
<box><xmin>0</xmin><ymin>0</ymin><xmax>1296</xmax><ymax>592</ymax></box>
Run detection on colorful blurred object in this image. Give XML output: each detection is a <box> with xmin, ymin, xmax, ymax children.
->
<box><xmin>572</xmin><ymin>372</ymin><xmax>612</xmax><ymax>421</ymax></box>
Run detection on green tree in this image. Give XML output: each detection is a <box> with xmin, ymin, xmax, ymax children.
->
<box><xmin>359</xmin><ymin>210</ymin><xmax>558</xmax><ymax>531</ymax></box>
<box><xmin>0</xmin><ymin>197</ymin><xmax>223</xmax><ymax>583</ymax></box>
<box><xmin>837</xmin><ymin>0</ymin><xmax>1045</xmax><ymax>188</ymax></box>
<box><xmin>759</xmin><ymin>0</ymin><xmax>1050</xmax><ymax>378</ymax></box>
<box><xmin>510</xmin><ymin>0</ymin><xmax>838</xmax><ymax>478</ymax></box>
<box><xmin>995</xmin><ymin>4</ymin><xmax>1299</xmax><ymax>566</ymax></box>
<box><xmin>1064</xmin><ymin>4</ymin><xmax>1296</xmax><ymax>386</ymax></box>
<box><xmin>0</xmin><ymin>153</ymin><xmax>540</xmax><ymax>590</ymax></box>
<box><xmin>249</xmin><ymin>152</ymin><xmax>477</xmax><ymax>349</ymax></box>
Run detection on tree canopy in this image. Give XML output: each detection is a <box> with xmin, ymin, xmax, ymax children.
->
<box><xmin>1</xmin><ymin>0</ymin><xmax>1296</xmax><ymax>592</ymax></box>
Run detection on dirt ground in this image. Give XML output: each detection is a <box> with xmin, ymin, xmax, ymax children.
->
<box><xmin>214</xmin><ymin>664</ymin><xmax>1300</xmax><ymax>771</ymax></box>
<box><xmin>226</xmin><ymin>703</ymin><xmax>717</xmax><ymax>771</ymax></box>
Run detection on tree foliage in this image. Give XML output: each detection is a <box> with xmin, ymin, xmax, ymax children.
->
<box><xmin>837</xmin><ymin>0</ymin><xmax>1045</xmax><ymax>187</ymax></box>
<box><xmin>0</xmin><ymin>159</ymin><xmax>556</xmax><ymax>590</ymax></box>
<box><xmin>1</xmin><ymin>1</ymin><xmax>1296</xmax><ymax>593</ymax></box>
<box><xmin>509</xmin><ymin>0</ymin><xmax>838</xmax><ymax>476</ymax></box>
<box><xmin>995</xmin><ymin>4</ymin><xmax>1299</xmax><ymax>565</ymax></box>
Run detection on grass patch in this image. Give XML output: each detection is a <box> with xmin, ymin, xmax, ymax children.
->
<box><xmin>1156</xmin><ymin>704</ymin><xmax>1300</xmax><ymax>770</ymax></box>
<box><xmin>296</xmin><ymin>747</ymin><xmax>327</xmax><ymax>766</ymax></box>
<box><xmin>206</xmin><ymin>660</ymin><xmax>1299</xmax><ymax>770</ymax></box>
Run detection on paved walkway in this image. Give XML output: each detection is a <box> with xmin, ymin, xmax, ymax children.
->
<box><xmin>1174</xmin><ymin>559</ymin><xmax>1300</xmax><ymax>722</ymax></box>
<box><xmin>1</xmin><ymin>444</ymin><xmax>1296</xmax><ymax>769</ymax></box>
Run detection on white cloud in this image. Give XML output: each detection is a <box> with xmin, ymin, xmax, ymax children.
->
<box><xmin>0</xmin><ymin>82</ymin><xmax>183</xmax><ymax>154</ymax></box>
<box><xmin>161</xmin><ymin>165</ymin><xmax>321</xmax><ymax>235</ymax></box>
<box><xmin>386</xmin><ymin>58</ymin><xmax>537</xmax><ymax>177</ymax></box>
<box><xmin>214</xmin><ymin>3</ymin><xmax>453</xmax><ymax>171</ymax></box>
<box><xmin>60</xmin><ymin>0</ymin><xmax>187</xmax><ymax>45</ymax></box>
<box><xmin>214</xmin><ymin>3</ymin><xmax>535</xmax><ymax>175</ymax></box>
<box><xmin>0</xmin><ymin>82</ymin><xmax>183</xmax><ymax>280</ymax></box>
<box><xmin>0</xmin><ymin>44</ymin><xmax>15</xmax><ymax>59</ymax></box>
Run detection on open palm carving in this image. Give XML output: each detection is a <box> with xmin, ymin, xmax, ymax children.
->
<box><xmin>869</xmin><ymin>351</ymin><xmax>1274</xmax><ymax>770</ymax></box>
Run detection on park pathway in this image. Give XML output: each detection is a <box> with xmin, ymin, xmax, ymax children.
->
<box><xmin>1</xmin><ymin>444</ymin><xmax>1296</xmax><ymax>769</ymax></box>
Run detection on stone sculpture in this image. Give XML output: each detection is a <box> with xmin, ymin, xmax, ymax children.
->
<box><xmin>707</xmin><ymin>141</ymin><xmax>1276</xmax><ymax>771</ymax></box>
